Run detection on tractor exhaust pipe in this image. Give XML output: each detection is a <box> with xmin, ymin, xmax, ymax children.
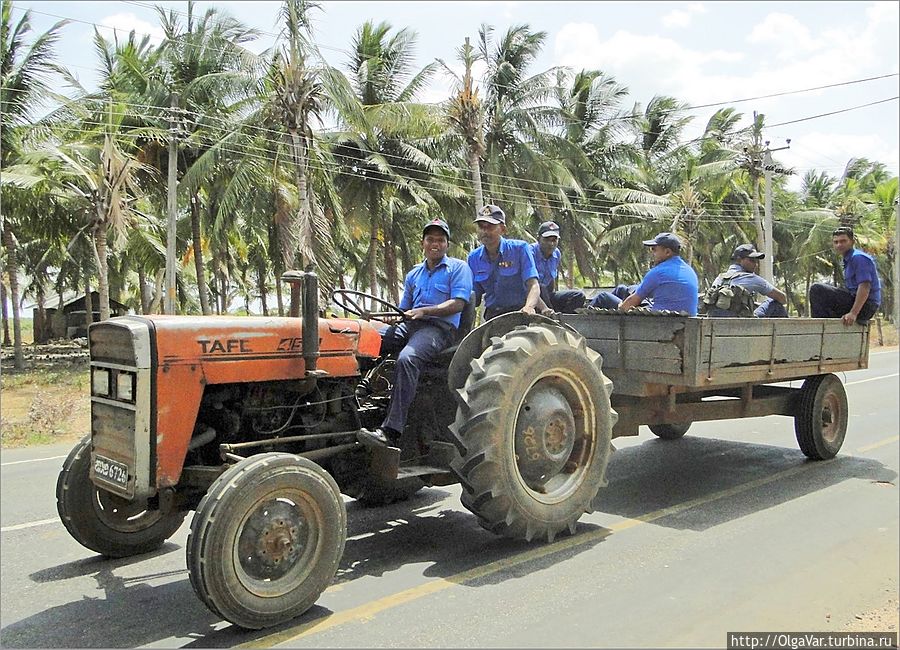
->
<box><xmin>282</xmin><ymin>269</ymin><xmax>320</xmax><ymax>375</ymax></box>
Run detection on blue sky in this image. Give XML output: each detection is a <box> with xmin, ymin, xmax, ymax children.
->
<box><xmin>11</xmin><ymin>0</ymin><xmax>900</xmax><ymax>190</ymax></box>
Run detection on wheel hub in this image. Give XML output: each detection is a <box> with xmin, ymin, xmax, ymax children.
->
<box><xmin>515</xmin><ymin>384</ymin><xmax>576</xmax><ymax>487</ymax></box>
<box><xmin>237</xmin><ymin>499</ymin><xmax>306</xmax><ymax>581</ymax></box>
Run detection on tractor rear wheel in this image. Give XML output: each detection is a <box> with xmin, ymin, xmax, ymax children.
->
<box><xmin>794</xmin><ymin>374</ymin><xmax>847</xmax><ymax>460</ymax></box>
<box><xmin>187</xmin><ymin>453</ymin><xmax>346</xmax><ymax>629</ymax></box>
<box><xmin>56</xmin><ymin>437</ymin><xmax>186</xmax><ymax>558</ymax></box>
<box><xmin>450</xmin><ymin>324</ymin><xmax>616</xmax><ymax>542</ymax></box>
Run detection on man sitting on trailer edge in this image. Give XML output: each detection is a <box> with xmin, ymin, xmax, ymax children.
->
<box><xmin>809</xmin><ymin>225</ymin><xmax>882</xmax><ymax>326</ymax></box>
<box><xmin>357</xmin><ymin>218</ymin><xmax>473</xmax><ymax>448</ymax></box>
<box><xmin>616</xmin><ymin>232</ymin><xmax>699</xmax><ymax>316</ymax></box>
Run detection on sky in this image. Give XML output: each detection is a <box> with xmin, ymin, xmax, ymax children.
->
<box><xmin>10</xmin><ymin>1</ymin><xmax>900</xmax><ymax>191</ymax></box>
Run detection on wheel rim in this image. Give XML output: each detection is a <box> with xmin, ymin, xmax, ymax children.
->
<box><xmin>820</xmin><ymin>390</ymin><xmax>843</xmax><ymax>445</ymax></box>
<box><xmin>512</xmin><ymin>370</ymin><xmax>596</xmax><ymax>504</ymax></box>
<box><xmin>234</xmin><ymin>492</ymin><xmax>320</xmax><ymax>597</ymax></box>
<box><xmin>93</xmin><ymin>487</ymin><xmax>164</xmax><ymax>533</ymax></box>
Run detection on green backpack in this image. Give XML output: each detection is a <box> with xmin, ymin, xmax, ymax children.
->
<box><xmin>701</xmin><ymin>270</ymin><xmax>756</xmax><ymax>317</ymax></box>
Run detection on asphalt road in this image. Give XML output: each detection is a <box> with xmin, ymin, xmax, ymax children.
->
<box><xmin>1</xmin><ymin>349</ymin><xmax>897</xmax><ymax>648</ymax></box>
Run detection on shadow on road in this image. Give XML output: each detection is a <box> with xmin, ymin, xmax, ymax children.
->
<box><xmin>2</xmin><ymin>436</ymin><xmax>894</xmax><ymax>648</ymax></box>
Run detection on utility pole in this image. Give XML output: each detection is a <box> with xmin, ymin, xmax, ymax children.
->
<box><xmin>762</xmin><ymin>139</ymin><xmax>791</xmax><ymax>283</ymax></box>
<box><xmin>165</xmin><ymin>93</ymin><xmax>179</xmax><ymax>315</ymax></box>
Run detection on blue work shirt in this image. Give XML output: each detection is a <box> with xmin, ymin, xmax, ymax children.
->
<box><xmin>635</xmin><ymin>255</ymin><xmax>699</xmax><ymax>315</ymax></box>
<box><xmin>843</xmin><ymin>248</ymin><xmax>881</xmax><ymax>306</ymax></box>
<box><xmin>399</xmin><ymin>256</ymin><xmax>473</xmax><ymax>328</ymax></box>
<box><xmin>529</xmin><ymin>242</ymin><xmax>560</xmax><ymax>288</ymax></box>
<box><xmin>720</xmin><ymin>264</ymin><xmax>776</xmax><ymax>296</ymax></box>
<box><xmin>468</xmin><ymin>238</ymin><xmax>539</xmax><ymax>311</ymax></box>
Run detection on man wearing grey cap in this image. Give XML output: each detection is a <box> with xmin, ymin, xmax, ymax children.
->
<box><xmin>530</xmin><ymin>220</ymin><xmax>586</xmax><ymax>314</ymax></box>
<box><xmin>701</xmin><ymin>244</ymin><xmax>788</xmax><ymax>318</ymax></box>
<box><xmin>617</xmin><ymin>232</ymin><xmax>699</xmax><ymax>315</ymax></box>
<box><xmin>467</xmin><ymin>204</ymin><xmax>541</xmax><ymax>320</ymax></box>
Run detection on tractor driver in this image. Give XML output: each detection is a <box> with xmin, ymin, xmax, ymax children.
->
<box><xmin>468</xmin><ymin>204</ymin><xmax>541</xmax><ymax>320</ymax></box>
<box><xmin>357</xmin><ymin>218</ymin><xmax>474</xmax><ymax>448</ymax></box>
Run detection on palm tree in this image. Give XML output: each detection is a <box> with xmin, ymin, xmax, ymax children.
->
<box><xmin>1</xmin><ymin>1</ymin><xmax>67</xmax><ymax>368</ymax></box>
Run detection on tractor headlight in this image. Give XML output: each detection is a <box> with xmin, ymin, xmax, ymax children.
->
<box><xmin>116</xmin><ymin>371</ymin><xmax>135</xmax><ymax>402</ymax></box>
<box><xmin>92</xmin><ymin>368</ymin><xmax>110</xmax><ymax>397</ymax></box>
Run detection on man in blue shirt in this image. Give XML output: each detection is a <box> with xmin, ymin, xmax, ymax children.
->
<box><xmin>468</xmin><ymin>204</ymin><xmax>541</xmax><ymax>320</ymax></box>
<box><xmin>617</xmin><ymin>232</ymin><xmax>699</xmax><ymax>315</ymax></box>
<box><xmin>530</xmin><ymin>220</ymin><xmax>586</xmax><ymax>314</ymax></box>
<box><xmin>358</xmin><ymin>218</ymin><xmax>474</xmax><ymax>448</ymax></box>
<box><xmin>809</xmin><ymin>226</ymin><xmax>881</xmax><ymax>325</ymax></box>
<box><xmin>704</xmin><ymin>244</ymin><xmax>788</xmax><ymax>318</ymax></box>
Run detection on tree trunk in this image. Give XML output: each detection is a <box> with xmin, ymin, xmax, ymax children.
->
<box><xmin>2</xmin><ymin>224</ymin><xmax>25</xmax><ymax>368</ymax></box>
<box><xmin>384</xmin><ymin>215</ymin><xmax>399</xmax><ymax>304</ymax></box>
<box><xmin>137</xmin><ymin>267</ymin><xmax>149</xmax><ymax>315</ymax></box>
<box><xmin>1</xmin><ymin>279</ymin><xmax>10</xmax><ymax>347</ymax></box>
<box><xmin>469</xmin><ymin>149</ymin><xmax>484</xmax><ymax>210</ymax></box>
<box><xmin>190</xmin><ymin>193</ymin><xmax>211</xmax><ymax>315</ymax></box>
<box><xmin>84</xmin><ymin>261</ymin><xmax>94</xmax><ymax>328</ymax></box>
<box><xmin>258</xmin><ymin>263</ymin><xmax>269</xmax><ymax>316</ymax></box>
<box><xmin>290</xmin><ymin>129</ymin><xmax>312</xmax><ymax>271</ymax></box>
<box><xmin>152</xmin><ymin>269</ymin><xmax>165</xmax><ymax>314</ymax></box>
<box><xmin>367</xmin><ymin>192</ymin><xmax>380</xmax><ymax>298</ymax></box>
<box><xmin>92</xmin><ymin>218</ymin><xmax>112</xmax><ymax>321</ymax></box>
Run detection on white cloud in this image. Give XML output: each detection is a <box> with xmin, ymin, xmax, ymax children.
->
<box><xmin>662</xmin><ymin>3</ymin><xmax>707</xmax><ymax>29</ymax></box>
<box><xmin>780</xmin><ymin>131</ymin><xmax>899</xmax><ymax>190</ymax></box>
<box><xmin>99</xmin><ymin>13</ymin><xmax>165</xmax><ymax>46</ymax></box>
<box><xmin>746</xmin><ymin>13</ymin><xmax>821</xmax><ymax>60</ymax></box>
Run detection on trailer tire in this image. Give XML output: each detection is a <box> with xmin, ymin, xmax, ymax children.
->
<box><xmin>450</xmin><ymin>324</ymin><xmax>616</xmax><ymax>543</ymax></box>
<box><xmin>794</xmin><ymin>374</ymin><xmax>847</xmax><ymax>460</ymax></box>
<box><xmin>187</xmin><ymin>453</ymin><xmax>346</xmax><ymax>629</ymax></box>
<box><xmin>56</xmin><ymin>437</ymin><xmax>186</xmax><ymax>558</ymax></box>
<box><xmin>649</xmin><ymin>422</ymin><xmax>692</xmax><ymax>440</ymax></box>
<box><xmin>328</xmin><ymin>450</ymin><xmax>425</xmax><ymax>506</ymax></box>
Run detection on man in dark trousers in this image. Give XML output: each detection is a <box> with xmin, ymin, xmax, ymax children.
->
<box><xmin>467</xmin><ymin>204</ymin><xmax>541</xmax><ymax>320</ymax></box>
<box><xmin>357</xmin><ymin>218</ymin><xmax>473</xmax><ymax>448</ymax></box>
<box><xmin>529</xmin><ymin>220</ymin><xmax>586</xmax><ymax>314</ymax></box>
<box><xmin>809</xmin><ymin>225</ymin><xmax>881</xmax><ymax>325</ymax></box>
<box><xmin>702</xmin><ymin>244</ymin><xmax>788</xmax><ymax>318</ymax></box>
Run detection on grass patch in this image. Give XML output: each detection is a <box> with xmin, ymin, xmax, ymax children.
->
<box><xmin>1</xmin><ymin>366</ymin><xmax>89</xmax><ymax>448</ymax></box>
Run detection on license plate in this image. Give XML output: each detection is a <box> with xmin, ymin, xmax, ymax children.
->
<box><xmin>93</xmin><ymin>454</ymin><xmax>130</xmax><ymax>490</ymax></box>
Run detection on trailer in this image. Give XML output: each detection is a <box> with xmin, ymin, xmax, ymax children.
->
<box><xmin>559</xmin><ymin>312</ymin><xmax>869</xmax><ymax>458</ymax></box>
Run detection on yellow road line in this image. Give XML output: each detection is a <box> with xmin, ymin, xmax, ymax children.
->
<box><xmin>239</xmin><ymin>463</ymin><xmax>810</xmax><ymax>648</ymax></box>
<box><xmin>856</xmin><ymin>435</ymin><xmax>900</xmax><ymax>453</ymax></box>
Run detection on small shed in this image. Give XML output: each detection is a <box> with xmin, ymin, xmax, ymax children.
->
<box><xmin>31</xmin><ymin>291</ymin><xmax>129</xmax><ymax>343</ymax></box>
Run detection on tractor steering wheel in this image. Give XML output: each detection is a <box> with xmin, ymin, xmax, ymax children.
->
<box><xmin>331</xmin><ymin>289</ymin><xmax>407</xmax><ymax>324</ymax></box>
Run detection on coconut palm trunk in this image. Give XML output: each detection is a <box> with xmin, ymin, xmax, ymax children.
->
<box><xmin>1</xmin><ymin>280</ymin><xmax>10</xmax><ymax>347</ymax></box>
<box><xmin>191</xmin><ymin>194</ymin><xmax>211</xmax><ymax>314</ymax></box>
<box><xmin>2</xmin><ymin>225</ymin><xmax>25</xmax><ymax>368</ymax></box>
<box><xmin>92</xmin><ymin>218</ymin><xmax>111</xmax><ymax>321</ymax></box>
<box><xmin>469</xmin><ymin>150</ymin><xmax>484</xmax><ymax>209</ymax></box>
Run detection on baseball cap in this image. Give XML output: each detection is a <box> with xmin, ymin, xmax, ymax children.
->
<box><xmin>642</xmin><ymin>232</ymin><xmax>682</xmax><ymax>252</ymax></box>
<box><xmin>732</xmin><ymin>244</ymin><xmax>764</xmax><ymax>260</ymax></box>
<box><xmin>475</xmin><ymin>204</ymin><xmax>506</xmax><ymax>225</ymax></box>
<box><xmin>422</xmin><ymin>218</ymin><xmax>451</xmax><ymax>239</ymax></box>
<box><xmin>538</xmin><ymin>221</ymin><xmax>561</xmax><ymax>238</ymax></box>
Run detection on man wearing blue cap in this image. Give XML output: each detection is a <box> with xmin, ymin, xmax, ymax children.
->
<box><xmin>617</xmin><ymin>232</ymin><xmax>699</xmax><ymax>315</ymax></box>
<box><xmin>358</xmin><ymin>218</ymin><xmax>473</xmax><ymax>448</ymax></box>
<box><xmin>702</xmin><ymin>244</ymin><xmax>788</xmax><ymax>318</ymax></box>
<box><xmin>530</xmin><ymin>220</ymin><xmax>586</xmax><ymax>314</ymax></box>
<box><xmin>468</xmin><ymin>204</ymin><xmax>541</xmax><ymax>320</ymax></box>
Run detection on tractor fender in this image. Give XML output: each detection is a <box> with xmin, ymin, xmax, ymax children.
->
<box><xmin>447</xmin><ymin>312</ymin><xmax>579</xmax><ymax>393</ymax></box>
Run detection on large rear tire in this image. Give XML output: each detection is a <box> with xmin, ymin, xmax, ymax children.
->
<box><xmin>56</xmin><ymin>437</ymin><xmax>186</xmax><ymax>558</ymax></box>
<box><xmin>649</xmin><ymin>422</ymin><xmax>692</xmax><ymax>440</ymax></box>
<box><xmin>794</xmin><ymin>374</ymin><xmax>847</xmax><ymax>460</ymax></box>
<box><xmin>450</xmin><ymin>324</ymin><xmax>616</xmax><ymax>542</ymax></box>
<box><xmin>186</xmin><ymin>453</ymin><xmax>346</xmax><ymax>629</ymax></box>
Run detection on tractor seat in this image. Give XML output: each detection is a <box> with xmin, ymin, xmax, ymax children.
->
<box><xmin>429</xmin><ymin>292</ymin><xmax>476</xmax><ymax>367</ymax></box>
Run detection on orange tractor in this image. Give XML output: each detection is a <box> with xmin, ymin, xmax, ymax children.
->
<box><xmin>56</xmin><ymin>271</ymin><xmax>616</xmax><ymax>629</ymax></box>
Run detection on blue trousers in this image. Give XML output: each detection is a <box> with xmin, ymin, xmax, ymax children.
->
<box><xmin>379</xmin><ymin>320</ymin><xmax>454</xmax><ymax>434</ymax></box>
<box><xmin>753</xmin><ymin>298</ymin><xmax>788</xmax><ymax>318</ymax></box>
<box><xmin>540</xmin><ymin>284</ymin><xmax>586</xmax><ymax>313</ymax></box>
<box><xmin>588</xmin><ymin>285</ymin><xmax>643</xmax><ymax>310</ymax></box>
<box><xmin>809</xmin><ymin>283</ymin><xmax>879</xmax><ymax>322</ymax></box>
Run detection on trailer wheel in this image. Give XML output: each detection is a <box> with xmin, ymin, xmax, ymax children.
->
<box><xmin>187</xmin><ymin>453</ymin><xmax>346</xmax><ymax>630</ymax></box>
<box><xmin>649</xmin><ymin>422</ymin><xmax>692</xmax><ymax>440</ymax></box>
<box><xmin>56</xmin><ymin>437</ymin><xmax>186</xmax><ymax>558</ymax></box>
<box><xmin>328</xmin><ymin>450</ymin><xmax>425</xmax><ymax>506</ymax></box>
<box><xmin>794</xmin><ymin>374</ymin><xmax>848</xmax><ymax>460</ymax></box>
<box><xmin>451</xmin><ymin>324</ymin><xmax>616</xmax><ymax>542</ymax></box>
